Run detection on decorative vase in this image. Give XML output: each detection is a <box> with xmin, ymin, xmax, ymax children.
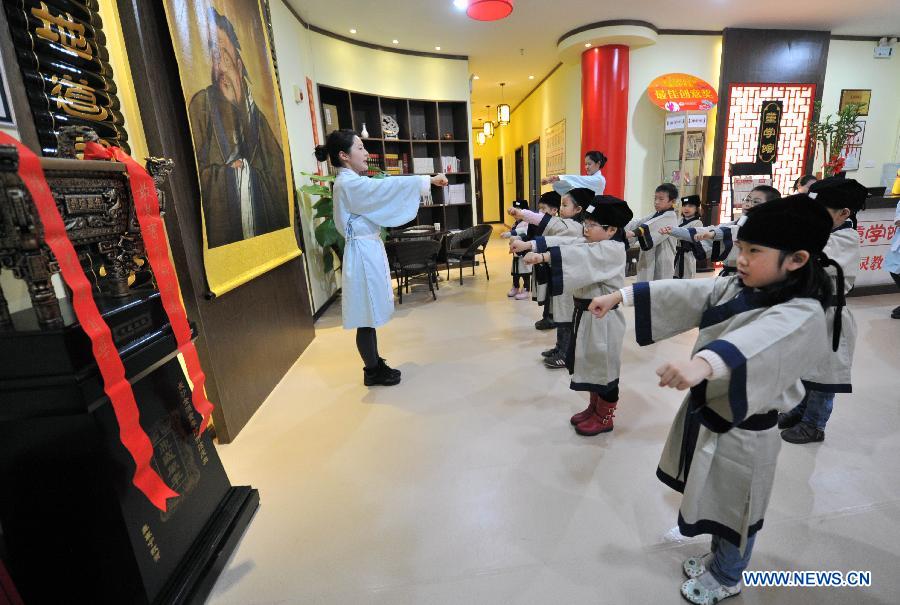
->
<box><xmin>361</xmin><ymin>123</ymin><xmax>369</xmax><ymax>138</ymax></box>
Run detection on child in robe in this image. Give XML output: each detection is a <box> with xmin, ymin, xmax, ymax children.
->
<box><xmin>672</xmin><ymin>195</ymin><xmax>704</xmax><ymax>279</ymax></box>
<box><xmin>509</xmin><ymin>188</ymin><xmax>592</xmax><ymax>368</ymax></box>
<box><xmin>623</xmin><ymin>183</ymin><xmax>680</xmax><ymax>280</ymax></box>
<box><xmin>500</xmin><ymin>199</ymin><xmax>532</xmax><ymax>300</ymax></box>
<box><xmin>779</xmin><ymin>178</ymin><xmax>866</xmax><ymax>444</ymax></box>
<box><xmin>589</xmin><ymin>195</ymin><xmax>837</xmax><ymax>604</ymax></box>
<box><xmin>522</xmin><ymin>195</ymin><xmax>633</xmax><ymax>435</ymax></box>
<box><xmin>664</xmin><ymin>185</ymin><xmax>780</xmax><ymax>277</ymax></box>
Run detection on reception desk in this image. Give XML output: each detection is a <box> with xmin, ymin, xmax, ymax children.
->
<box><xmin>851</xmin><ymin>195</ymin><xmax>899</xmax><ymax>296</ymax></box>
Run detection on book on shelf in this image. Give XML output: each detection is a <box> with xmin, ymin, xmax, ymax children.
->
<box><xmin>366</xmin><ymin>153</ymin><xmax>382</xmax><ymax>176</ymax></box>
<box><xmin>413</xmin><ymin>157</ymin><xmax>435</xmax><ymax>174</ymax></box>
<box><xmin>441</xmin><ymin>183</ymin><xmax>466</xmax><ymax>204</ymax></box>
<box><xmin>440</xmin><ymin>156</ymin><xmax>461</xmax><ymax>173</ymax></box>
<box><xmin>384</xmin><ymin>153</ymin><xmax>403</xmax><ymax>175</ymax></box>
<box><xmin>420</xmin><ymin>191</ymin><xmax>435</xmax><ymax>206</ymax></box>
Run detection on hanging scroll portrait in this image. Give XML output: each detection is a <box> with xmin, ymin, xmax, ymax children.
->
<box><xmin>163</xmin><ymin>0</ymin><xmax>299</xmax><ymax>296</ymax></box>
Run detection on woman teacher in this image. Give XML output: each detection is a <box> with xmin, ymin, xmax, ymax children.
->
<box><xmin>315</xmin><ymin>130</ymin><xmax>448</xmax><ymax>386</ymax></box>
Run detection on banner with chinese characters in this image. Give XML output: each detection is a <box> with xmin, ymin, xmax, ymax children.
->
<box><xmin>543</xmin><ymin>119</ymin><xmax>565</xmax><ymax>177</ymax></box>
<box><xmin>647</xmin><ymin>73</ymin><xmax>718</xmax><ymax>113</ymax></box>
<box><xmin>855</xmin><ymin>206</ymin><xmax>897</xmax><ymax>287</ymax></box>
<box><xmin>1</xmin><ymin>0</ymin><xmax>130</xmax><ymax>155</ymax></box>
<box><xmin>756</xmin><ymin>101</ymin><xmax>782</xmax><ymax>163</ymax></box>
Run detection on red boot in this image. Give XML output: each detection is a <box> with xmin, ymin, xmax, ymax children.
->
<box><xmin>575</xmin><ymin>398</ymin><xmax>617</xmax><ymax>436</ymax></box>
<box><xmin>570</xmin><ymin>393</ymin><xmax>597</xmax><ymax>426</ymax></box>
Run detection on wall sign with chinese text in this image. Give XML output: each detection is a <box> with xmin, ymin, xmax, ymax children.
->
<box><xmin>543</xmin><ymin>119</ymin><xmax>565</xmax><ymax>177</ymax></box>
<box><xmin>854</xmin><ymin>205</ymin><xmax>897</xmax><ymax>287</ymax></box>
<box><xmin>839</xmin><ymin>89</ymin><xmax>871</xmax><ymax>116</ymax></box>
<box><xmin>756</xmin><ymin>100</ymin><xmax>782</xmax><ymax>163</ymax></box>
<box><xmin>2</xmin><ymin>0</ymin><xmax>129</xmax><ymax>155</ymax></box>
<box><xmin>647</xmin><ymin>73</ymin><xmax>718</xmax><ymax>112</ymax></box>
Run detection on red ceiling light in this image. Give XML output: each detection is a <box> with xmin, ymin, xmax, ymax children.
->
<box><xmin>466</xmin><ymin>0</ymin><xmax>514</xmax><ymax>21</ymax></box>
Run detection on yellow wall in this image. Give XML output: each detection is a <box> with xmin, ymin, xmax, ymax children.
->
<box><xmin>475</xmin><ymin>35</ymin><xmax>722</xmax><ymax>220</ymax></box>
<box><xmin>820</xmin><ymin>40</ymin><xmax>900</xmax><ymax>186</ymax></box>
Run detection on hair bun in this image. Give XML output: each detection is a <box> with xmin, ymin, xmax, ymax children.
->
<box><xmin>313</xmin><ymin>145</ymin><xmax>328</xmax><ymax>162</ymax></box>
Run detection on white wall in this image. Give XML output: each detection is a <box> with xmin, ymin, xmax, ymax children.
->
<box><xmin>821</xmin><ymin>40</ymin><xmax>900</xmax><ymax>187</ymax></box>
<box><xmin>270</xmin><ymin>0</ymin><xmax>337</xmax><ymax>312</ymax></box>
<box><xmin>627</xmin><ymin>35</ymin><xmax>722</xmax><ymax>215</ymax></box>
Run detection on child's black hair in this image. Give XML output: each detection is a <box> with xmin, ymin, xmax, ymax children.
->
<box><xmin>655</xmin><ymin>183</ymin><xmax>679</xmax><ymax>201</ymax></box>
<box><xmin>751</xmin><ymin>185</ymin><xmax>781</xmax><ymax>202</ymax></box>
<box><xmin>793</xmin><ymin>174</ymin><xmax>816</xmax><ymax>191</ymax></box>
<box><xmin>314</xmin><ymin>129</ymin><xmax>357</xmax><ymax>166</ymax></box>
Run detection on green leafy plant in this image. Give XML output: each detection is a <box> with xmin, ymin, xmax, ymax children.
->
<box><xmin>300</xmin><ymin>172</ymin><xmax>343</xmax><ymax>273</ymax></box>
<box><xmin>809</xmin><ymin>101</ymin><xmax>863</xmax><ymax>177</ymax></box>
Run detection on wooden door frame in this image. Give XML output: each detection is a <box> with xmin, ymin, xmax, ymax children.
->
<box><xmin>514</xmin><ymin>146</ymin><xmax>524</xmax><ymax>201</ymax></box>
<box><xmin>527</xmin><ymin>138</ymin><xmax>540</xmax><ymax>209</ymax></box>
<box><xmin>497</xmin><ymin>157</ymin><xmax>505</xmax><ymax>222</ymax></box>
<box><xmin>474</xmin><ymin>158</ymin><xmax>485</xmax><ymax>223</ymax></box>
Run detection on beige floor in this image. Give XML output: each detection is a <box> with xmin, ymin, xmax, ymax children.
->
<box><xmin>208</xmin><ymin>235</ymin><xmax>900</xmax><ymax>605</ymax></box>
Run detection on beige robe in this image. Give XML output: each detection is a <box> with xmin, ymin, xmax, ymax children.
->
<box><xmin>546</xmin><ymin>240</ymin><xmax>626</xmax><ymax>394</ymax></box>
<box><xmin>532</xmin><ymin>217</ymin><xmax>584</xmax><ymax>324</ymax></box>
<box><xmin>802</xmin><ymin>221</ymin><xmax>859</xmax><ymax>392</ymax></box>
<box><xmin>674</xmin><ymin>217</ymin><xmax>704</xmax><ymax>279</ymax></box>
<box><xmin>625</xmin><ymin>209</ymin><xmax>678</xmax><ymax>281</ymax></box>
<box><xmin>633</xmin><ymin>277</ymin><xmax>829</xmax><ymax>550</ymax></box>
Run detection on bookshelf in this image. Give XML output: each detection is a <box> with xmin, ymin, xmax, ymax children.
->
<box><xmin>318</xmin><ymin>84</ymin><xmax>474</xmax><ymax>230</ymax></box>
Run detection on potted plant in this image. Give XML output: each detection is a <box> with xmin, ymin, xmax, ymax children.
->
<box><xmin>300</xmin><ymin>172</ymin><xmax>344</xmax><ymax>273</ymax></box>
<box><xmin>809</xmin><ymin>101</ymin><xmax>863</xmax><ymax>177</ymax></box>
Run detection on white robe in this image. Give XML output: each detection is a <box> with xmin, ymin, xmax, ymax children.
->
<box><xmin>673</xmin><ymin>217</ymin><xmax>704</xmax><ymax>279</ymax></box>
<box><xmin>625</xmin><ymin>209</ymin><xmax>678</xmax><ymax>281</ymax></box>
<box><xmin>551</xmin><ymin>171</ymin><xmax>606</xmax><ymax>196</ymax></box>
<box><xmin>532</xmin><ymin>217</ymin><xmax>584</xmax><ymax>324</ymax></box>
<box><xmin>333</xmin><ymin>168</ymin><xmax>428</xmax><ymax>329</ymax></box>
<box><xmin>802</xmin><ymin>221</ymin><xmax>860</xmax><ymax>392</ymax></box>
<box><xmin>632</xmin><ymin>277</ymin><xmax>829</xmax><ymax>551</ymax></box>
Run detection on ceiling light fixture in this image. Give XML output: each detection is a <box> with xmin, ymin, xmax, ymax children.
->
<box><xmin>483</xmin><ymin>106</ymin><xmax>495</xmax><ymax>138</ymax></box>
<box><xmin>453</xmin><ymin>0</ymin><xmax>467</xmax><ymax>9</ymax></box>
<box><xmin>467</xmin><ymin>0</ymin><xmax>514</xmax><ymax>22</ymax></box>
<box><xmin>435</xmin><ymin>46</ymin><xmax>441</xmax><ymax>51</ymax></box>
<box><xmin>528</xmin><ymin>75</ymin><xmax>535</xmax><ymax>80</ymax></box>
<box><xmin>349</xmin><ymin>29</ymin><xmax>357</xmax><ymax>34</ymax></box>
<box><xmin>497</xmin><ymin>83</ymin><xmax>510</xmax><ymax>126</ymax></box>
<box><xmin>473</xmin><ymin>75</ymin><xmax>480</xmax><ymax>80</ymax></box>
<box><xmin>476</xmin><ymin>130</ymin><xmax>487</xmax><ymax>145</ymax></box>
<box><xmin>585</xmin><ymin>42</ymin><xmax>592</xmax><ymax>48</ymax></box>
<box><xmin>392</xmin><ymin>39</ymin><xmax>399</xmax><ymax>44</ymax></box>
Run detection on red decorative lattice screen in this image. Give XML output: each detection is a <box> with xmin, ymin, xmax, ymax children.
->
<box><xmin>720</xmin><ymin>83</ymin><xmax>816</xmax><ymax>221</ymax></box>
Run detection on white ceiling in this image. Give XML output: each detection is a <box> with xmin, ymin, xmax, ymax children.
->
<box><xmin>287</xmin><ymin>0</ymin><xmax>900</xmax><ymax>126</ymax></box>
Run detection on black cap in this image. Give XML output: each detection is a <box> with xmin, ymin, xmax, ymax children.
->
<box><xmin>808</xmin><ymin>177</ymin><xmax>868</xmax><ymax>212</ymax></box>
<box><xmin>539</xmin><ymin>190</ymin><xmax>561</xmax><ymax>210</ymax></box>
<box><xmin>738</xmin><ymin>194</ymin><xmax>832</xmax><ymax>254</ymax></box>
<box><xmin>583</xmin><ymin>195</ymin><xmax>634</xmax><ymax>228</ymax></box>
<box><xmin>512</xmin><ymin>199</ymin><xmax>529</xmax><ymax>210</ymax></box>
<box><xmin>681</xmin><ymin>195</ymin><xmax>701</xmax><ymax>207</ymax></box>
<box><xmin>565</xmin><ymin>187</ymin><xmax>595</xmax><ymax>209</ymax></box>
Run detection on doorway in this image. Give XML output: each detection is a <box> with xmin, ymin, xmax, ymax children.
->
<box><xmin>527</xmin><ymin>138</ymin><xmax>540</xmax><ymax>208</ymax></box>
<box><xmin>514</xmin><ymin>146</ymin><xmax>524</xmax><ymax>201</ymax></box>
<box><xmin>474</xmin><ymin>158</ymin><xmax>484</xmax><ymax>223</ymax></box>
<box><xmin>497</xmin><ymin>157</ymin><xmax>505</xmax><ymax>221</ymax></box>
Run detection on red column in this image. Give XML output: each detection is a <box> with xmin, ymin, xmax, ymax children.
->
<box><xmin>581</xmin><ymin>45</ymin><xmax>629</xmax><ymax>198</ymax></box>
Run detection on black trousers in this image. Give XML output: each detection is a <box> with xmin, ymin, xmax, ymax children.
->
<box><xmin>356</xmin><ymin>327</ymin><xmax>379</xmax><ymax>369</ymax></box>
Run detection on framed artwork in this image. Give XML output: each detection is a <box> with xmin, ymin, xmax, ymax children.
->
<box><xmin>839</xmin><ymin>89</ymin><xmax>871</xmax><ymax>116</ymax></box>
<box><xmin>163</xmin><ymin>0</ymin><xmax>300</xmax><ymax>296</ymax></box>
<box><xmin>848</xmin><ymin>119</ymin><xmax>866</xmax><ymax>146</ymax></box>
<box><xmin>543</xmin><ymin>119</ymin><xmax>566</xmax><ymax>177</ymax></box>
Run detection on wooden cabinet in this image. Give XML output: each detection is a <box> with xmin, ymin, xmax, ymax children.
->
<box><xmin>317</xmin><ymin>85</ymin><xmax>474</xmax><ymax>229</ymax></box>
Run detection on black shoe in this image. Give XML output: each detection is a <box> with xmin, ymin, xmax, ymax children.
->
<box><xmin>777</xmin><ymin>409</ymin><xmax>804</xmax><ymax>430</ymax></box>
<box><xmin>378</xmin><ymin>358</ymin><xmax>401</xmax><ymax>378</ymax></box>
<box><xmin>543</xmin><ymin>354</ymin><xmax>568</xmax><ymax>370</ymax></box>
<box><xmin>892</xmin><ymin>305</ymin><xmax>900</xmax><ymax>319</ymax></box>
<box><xmin>534</xmin><ymin>318</ymin><xmax>555</xmax><ymax>330</ymax></box>
<box><xmin>364</xmin><ymin>359</ymin><xmax>401</xmax><ymax>386</ymax></box>
<box><xmin>781</xmin><ymin>422</ymin><xmax>824</xmax><ymax>444</ymax></box>
<box><xmin>541</xmin><ymin>347</ymin><xmax>558</xmax><ymax>358</ymax></box>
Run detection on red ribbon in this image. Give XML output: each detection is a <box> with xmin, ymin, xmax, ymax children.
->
<box><xmin>0</xmin><ymin>133</ymin><xmax>178</xmax><ymax>511</ymax></box>
<box><xmin>83</xmin><ymin>141</ymin><xmax>215</xmax><ymax>436</ymax></box>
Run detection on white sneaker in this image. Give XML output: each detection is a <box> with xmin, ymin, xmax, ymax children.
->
<box><xmin>507</xmin><ymin>287</ymin><xmax>518</xmax><ymax>297</ymax></box>
<box><xmin>681</xmin><ymin>571</ymin><xmax>741</xmax><ymax>604</ymax></box>
<box><xmin>683</xmin><ymin>553</ymin><xmax>712</xmax><ymax>578</ymax></box>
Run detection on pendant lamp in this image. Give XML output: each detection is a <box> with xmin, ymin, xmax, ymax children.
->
<box><xmin>476</xmin><ymin>131</ymin><xmax>487</xmax><ymax>145</ymax></box>
<box><xmin>497</xmin><ymin>83</ymin><xmax>510</xmax><ymax>126</ymax></box>
<box><xmin>483</xmin><ymin>120</ymin><xmax>494</xmax><ymax>138</ymax></box>
<box><xmin>466</xmin><ymin>0</ymin><xmax>514</xmax><ymax>21</ymax></box>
